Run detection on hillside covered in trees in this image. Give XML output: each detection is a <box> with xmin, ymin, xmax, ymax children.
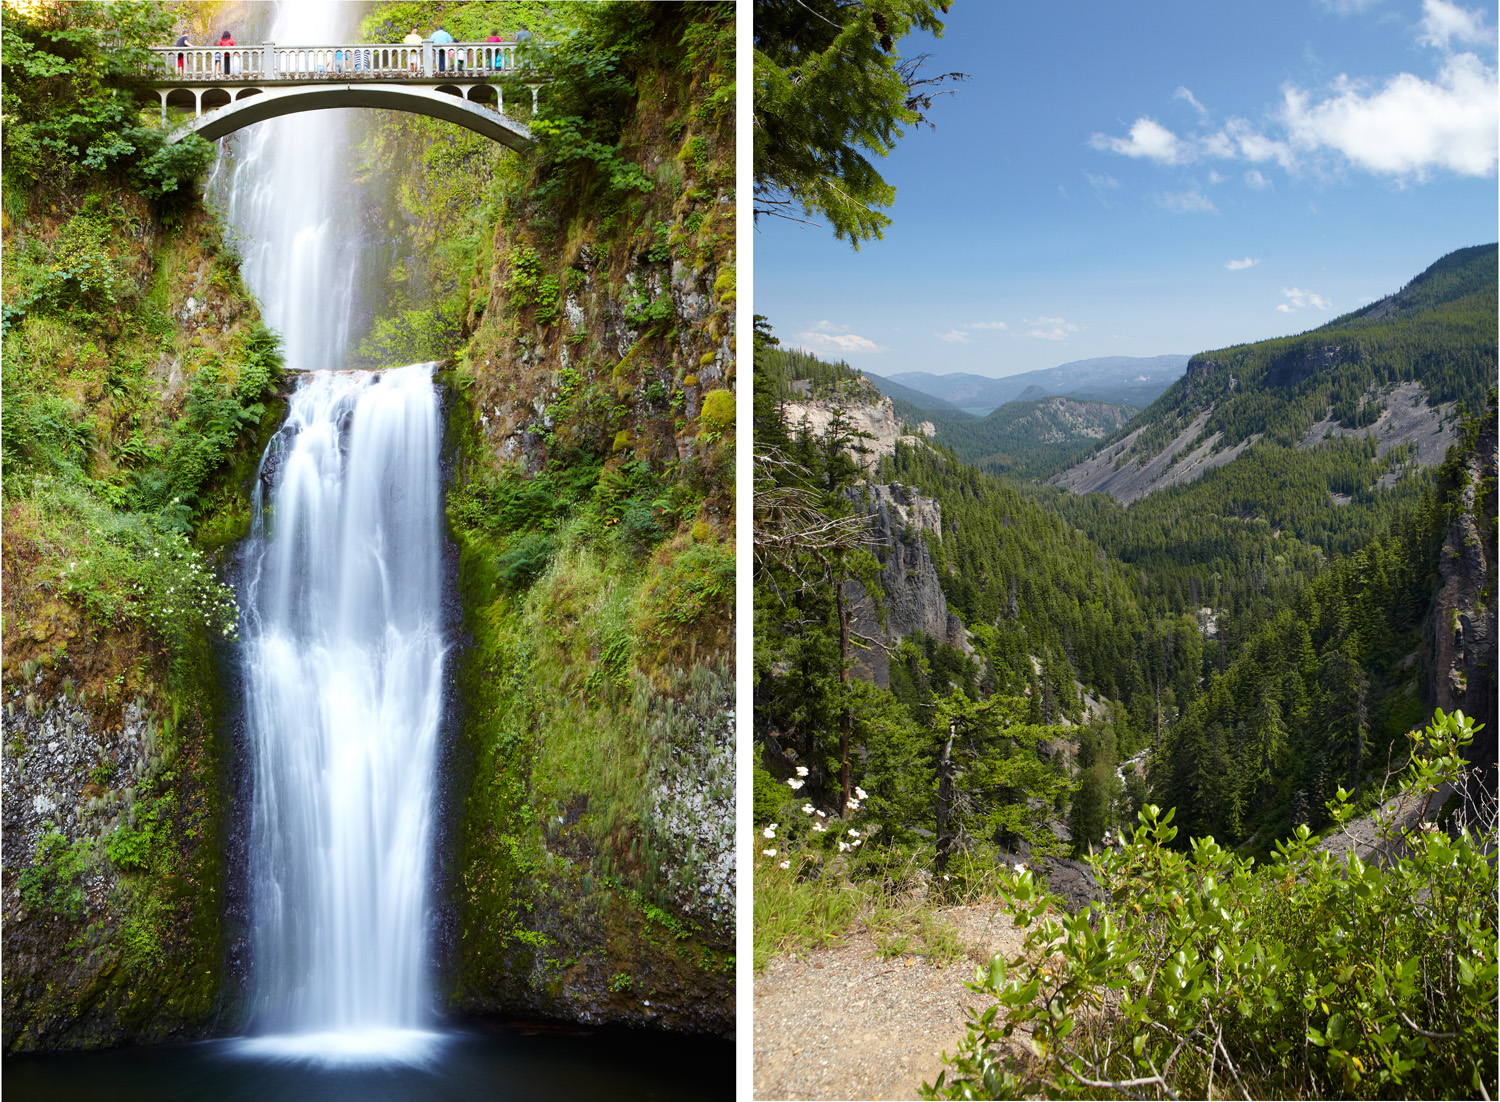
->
<box><xmin>754</xmin><ymin>256</ymin><xmax>1497</xmax><ymax>1101</ymax></box>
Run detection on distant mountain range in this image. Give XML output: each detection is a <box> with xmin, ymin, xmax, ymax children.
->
<box><xmin>870</xmin><ymin>355</ymin><xmax>1190</xmax><ymax>414</ymax></box>
<box><xmin>1051</xmin><ymin>243</ymin><xmax>1497</xmax><ymax>503</ymax></box>
<box><xmin>856</xmin><ymin>372</ymin><xmax>968</xmax><ymax>414</ymax></box>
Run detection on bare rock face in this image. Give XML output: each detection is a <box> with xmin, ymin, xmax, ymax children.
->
<box><xmin>782</xmin><ymin>393</ymin><xmax>927</xmax><ymax>473</ymax></box>
<box><xmin>842</xmin><ymin>482</ymin><xmax>961</xmax><ymax>687</ymax></box>
<box><xmin>1434</xmin><ymin>414</ymin><xmax>1497</xmax><ymax>805</ymax></box>
<box><xmin>1051</xmin><ymin>380</ymin><xmax>1456</xmax><ymax>506</ymax></box>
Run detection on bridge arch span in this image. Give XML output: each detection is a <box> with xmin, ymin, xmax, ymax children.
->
<box><xmin>172</xmin><ymin>83</ymin><xmax>533</xmax><ymax>151</ymax></box>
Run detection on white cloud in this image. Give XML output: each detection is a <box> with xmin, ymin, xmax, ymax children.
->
<box><xmin>1226</xmin><ymin>257</ymin><xmax>1259</xmax><ymax>270</ymax></box>
<box><xmin>1318</xmin><ymin>0</ymin><xmax>1382</xmax><ymax>12</ymax></box>
<box><xmin>1084</xmin><ymin>171</ymin><xmax>1119</xmax><ymax>191</ymax></box>
<box><xmin>1281</xmin><ymin>53</ymin><xmax>1498</xmax><ymax>178</ymax></box>
<box><xmin>1021</xmin><ymin>316</ymin><xmax>1079</xmax><ymax>340</ymax></box>
<box><xmin>1244</xmin><ymin>168</ymin><xmax>1272</xmax><ymax>189</ymax></box>
<box><xmin>969</xmin><ymin>321</ymin><xmax>1009</xmax><ymax>330</ymax></box>
<box><xmin>1278</xmin><ymin>287</ymin><xmax>1332</xmax><ymax>312</ymax></box>
<box><xmin>797</xmin><ymin>329</ymin><xmax>882</xmax><ymax>354</ymax></box>
<box><xmin>1091</xmin><ymin>7</ymin><xmax>1496</xmax><ymax>183</ymax></box>
<box><xmin>1089</xmin><ymin>117</ymin><xmax>1186</xmax><ymax>164</ymax></box>
<box><xmin>1418</xmin><ymin>0</ymin><xmax>1495</xmax><ymax>50</ymax></box>
<box><xmin>936</xmin><ymin>329</ymin><xmax>970</xmax><ymax>344</ymax></box>
<box><xmin>1175</xmin><ymin>86</ymin><xmax>1208</xmax><ymax>118</ymax></box>
<box><xmin>1207</xmin><ymin>169</ymin><xmax>1228</xmax><ymax>184</ymax></box>
<box><xmin>1158</xmin><ymin>189</ymin><xmax>1216</xmax><ymax>213</ymax></box>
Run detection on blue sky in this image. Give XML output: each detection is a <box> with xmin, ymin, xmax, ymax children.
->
<box><xmin>753</xmin><ymin>0</ymin><xmax>1498</xmax><ymax>378</ymax></box>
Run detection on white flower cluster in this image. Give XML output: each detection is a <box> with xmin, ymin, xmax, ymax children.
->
<box><xmin>785</xmin><ymin>765</ymin><xmax>809</xmax><ymax>791</ymax></box>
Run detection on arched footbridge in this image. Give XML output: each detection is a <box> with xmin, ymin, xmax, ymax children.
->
<box><xmin>148</xmin><ymin>40</ymin><xmax>539</xmax><ymax>150</ymax></box>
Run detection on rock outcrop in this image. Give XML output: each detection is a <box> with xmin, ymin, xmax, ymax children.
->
<box><xmin>843</xmin><ymin>482</ymin><xmax>967</xmax><ymax>687</ymax></box>
<box><xmin>783</xmin><ymin>391</ymin><xmax>928</xmax><ymax>473</ymax></box>
<box><xmin>1433</xmin><ymin>412</ymin><xmax>1497</xmax><ymax>806</ymax></box>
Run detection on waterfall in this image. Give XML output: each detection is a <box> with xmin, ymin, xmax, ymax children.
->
<box><xmin>216</xmin><ymin>0</ymin><xmax>363</xmax><ymax>374</ymax></box>
<box><xmin>237</xmin><ymin>367</ymin><xmax>445</xmax><ymax>1058</ymax></box>
<box><xmin>218</xmin><ymin>1</ymin><xmax>447</xmax><ymax>1061</ymax></box>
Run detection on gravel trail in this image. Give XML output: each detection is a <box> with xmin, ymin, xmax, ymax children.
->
<box><xmin>753</xmin><ymin>904</ymin><xmax>1025</xmax><ymax>1101</ymax></box>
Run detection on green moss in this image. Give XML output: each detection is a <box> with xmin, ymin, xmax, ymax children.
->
<box><xmin>712</xmin><ymin>265</ymin><xmax>734</xmax><ymax>304</ymax></box>
<box><xmin>699</xmin><ymin>388</ymin><xmax>734</xmax><ymax>435</ymax></box>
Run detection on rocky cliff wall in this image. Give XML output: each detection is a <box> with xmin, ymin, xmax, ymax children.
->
<box><xmin>783</xmin><ymin>393</ymin><xmax>928</xmax><ymax>473</ymax></box>
<box><xmin>2</xmin><ymin>186</ymin><xmax>276</xmax><ymax>1053</ymax></box>
<box><xmin>1433</xmin><ymin>412</ymin><xmax>1497</xmax><ymax>807</ymax></box>
<box><xmin>438</xmin><ymin>4</ymin><xmax>736</xmax><ymax>1036</ymax></box>
<box><xmin>843</xmin><ymin>482</ymin><xmax>968</xmax><ymax>688</ymax></box>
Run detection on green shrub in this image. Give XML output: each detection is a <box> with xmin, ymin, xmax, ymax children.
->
<box><xmin>498</xmin><ymin>532</ymin><xmax>557</xmax><ymax>594</ymax></box>
<box><xmin>929</xmin><ymin>709</ymin><xmax>1499</xmax><ymax>1101</ymax></box>
<box><xmin>32</xmin><ymin>477</ymin><xmax>240</xmax><ymax>650</ymax></box>
<box><xmin>17</xmin><ymin>823</ymin><xmax>92</xmax><ymax>921</ymax></box>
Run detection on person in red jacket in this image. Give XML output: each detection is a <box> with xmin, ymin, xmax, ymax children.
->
<box><xmin>218</xmin><ymin>30</ymin><xmax>235</xmax><ymax>77</ymax></box>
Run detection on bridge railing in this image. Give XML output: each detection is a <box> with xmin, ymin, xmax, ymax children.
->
<box><xmin>147</xmin><ymin>41</ymin><xmax>530</xmax><ymax>81</ymax></box>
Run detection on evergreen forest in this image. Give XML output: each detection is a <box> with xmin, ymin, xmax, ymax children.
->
<box><xmin>754</xmin><ymin>241</ymin><xmax>1497</xmax><ymax>1099</ymax></box>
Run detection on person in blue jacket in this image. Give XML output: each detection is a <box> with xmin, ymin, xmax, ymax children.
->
<box><xmin>430</xmin><ymin>24</ymin><xmax>454</xmax><ymax>72</ymax></box>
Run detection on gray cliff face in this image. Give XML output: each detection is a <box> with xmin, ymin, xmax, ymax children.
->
<box><xmin>1</xmin><ymin>688</ymin><xmax>225</xmax><ymax>1052</ymax></box>
<box><xmin>843</xmin><ymin>483</ymin><xmax>967</xmax><ymax>687</ymax></box>
<box><xmin>1433</xmin><ymin>415</ymin><xmax>1497</xmax><ymax>806</ymax></box>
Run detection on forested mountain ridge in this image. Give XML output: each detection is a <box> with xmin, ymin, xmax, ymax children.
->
<box><xmin>863</xmin><ymin>369</ymin><xmax>968</xmax><ymax>413</ymax></box>
<box><xmin>900</xmin><ymin>394</ymin><xmax>1140</xmax><ymax>480</ymax></box>
<box><xmin>1053</xmin><ymin>244</ymin><xmax>1496</xmax><ymax>504</ymax></box>
<box><xmin>1152</xmin><ymin>395</ymin><xmax>1497</xmax><ymax>852</ymax></box>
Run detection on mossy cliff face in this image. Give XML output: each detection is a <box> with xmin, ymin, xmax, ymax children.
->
<box><xmin>1</xmin><ymin>183</ymin><xmax>279</xmax><ymax>1052</ymax></box>
<box><xmin>433</xmin><ymin>3</ymin><xmax>736</xmax><ymax>1034</ymax></box>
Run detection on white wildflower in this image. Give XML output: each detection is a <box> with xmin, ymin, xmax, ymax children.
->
<box><xmin>1014</xmin><ymin>862</ymin><xmax>1026</xmax><ymax>873</ymax></box>
<box><xmin>815</xmin><ymin>810</ymin><xmax>826</xmax><ymax>818</ymax></box>
<box><xmin>855</xmin><ymin>786</ymin><xmax>868</xmax><ymax>800</ymax></box>
<box><xmin>762</xmin><ymin>824</ymin><xmax>776</xmax><ymax>838</ymax></box>
<box><xmin>787</xmin><ymin>778</ymin><xmax>804</xmax><ymax>790</ymax></box>
<box><xmin>779</xmin><ymin>860</ymin><xmax>790</xmax><ymax>869</ymax></box>
<box><xmin>847</xmin><ymin>829</ymin><xmax>859</xmax><ymax>838</ymax></box>
<box><xmin>795</xmin><ymin>765</ymin><xmax>809</xmax><ymax>777</ymax></box>
<box><xmin>838</xmin><ymin>841</ymin><xmax>849</xmax><ymax>852</ymax></box>
<box><xmin>763</xmin><ymin>848</ymin><xmax>777</xmax><ymax>857</ymax></box>
<box><xmin>802</xmin><ymin>804</ymin><xmax>815</xmax><ymax>815</ymax></box>
<box><xmin>812</xmin><ymin>821</ymin><xmax>826</xmax><ymax>833</ymax></box>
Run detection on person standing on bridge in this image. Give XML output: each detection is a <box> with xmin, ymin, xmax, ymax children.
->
<box><xmin>403</xmin><ymin>27</ymin><xmax>422</xmax><ymax>74</ymax></box>
<box><xmin>174</xmin><ymin>33</ymin><xmax>190</xmax><ymax>75</ymax></box>
<box><xmin>486</xmin><ymin>30</ymin><xmax>504</xmax><ymax>71</ymax></box>
<box><xmin>217</xmin><ymin>31</ymin><xmax>235</xmax><ymax>77</ymax></box>
<box><xmin>431</xmin><ymin>24</ymin><xmax>454</xmax><ymax>73</ymax></box>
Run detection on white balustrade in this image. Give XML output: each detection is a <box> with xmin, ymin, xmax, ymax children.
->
<box><xmin>147</xmin><ymin>41</ymin><xmax>528</xmax><ymax>82</ymax></box>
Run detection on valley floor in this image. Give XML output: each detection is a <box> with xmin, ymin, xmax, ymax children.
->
<box><xmin>753</xmin><ymin>904</ymin><xmax>1025</xmax><ymax>1101</ymax></box>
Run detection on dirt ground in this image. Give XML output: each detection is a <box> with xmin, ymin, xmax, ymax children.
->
<box><xmin>752</xmin><ymin>904</ymin><xmax>1026</xmax><ymax>1101</ymax></box>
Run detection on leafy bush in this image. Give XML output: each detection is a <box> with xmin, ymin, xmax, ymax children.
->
<box><xmin>32</xmin><ymin>477</ymin><xmax>240</xmax><ymax>649</ymax></box>
<box><xmin>498</xmin><ymin>532</ymin><xmax>557</xmax><ymax>593</ymax></box>
<box><xmin>1</xmin><ymin>0</ymin><xmax>208</xmax><ymax>204</ymax></box>
<box><xmin>17</xmin><ymin>823</ymin><xmax>92</xmax><ymax>920</ymax></box>
<box><xmin>929</xmin><ymin>709</ymin><xmax>1498</xmax><ymax>1101</ymax></box>
<box><xmin>132</xmin><ymin>323</ymin><xmax>285</xmax><ymax>518</ymax></box>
